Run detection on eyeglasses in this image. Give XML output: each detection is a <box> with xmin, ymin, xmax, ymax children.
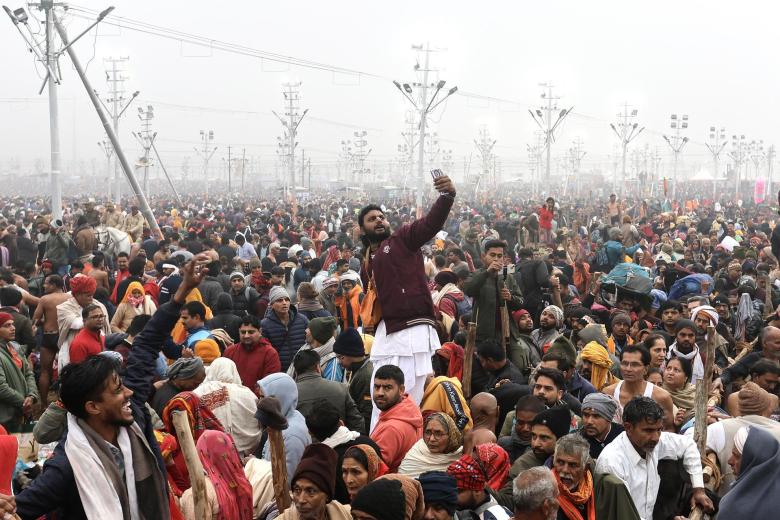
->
<box><xmin>423</xmin><ymin>429</ymin><xmax>447</xmax><ymax>439</ymax></box>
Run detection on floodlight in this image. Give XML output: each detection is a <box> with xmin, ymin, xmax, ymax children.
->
<box><xmin>13</xmin><ymin>7</ymin><xmax>26</xmax><ymax>23</ymax></box>
<box><xmin>403</xmin><ymin>83</ymin><xmax>413</xmax><ymax>94</ymax></box>
<box><xmin>631</xmin><ymin>109</ymin><xmax>638</xmax><ymax>116</ymax></box>
<box><xmin>436</xmin><ymin>80</ymin><xmax>446</xmax><ymax>89</ymax></box>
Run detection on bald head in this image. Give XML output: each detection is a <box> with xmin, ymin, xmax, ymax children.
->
<box><xmin>761</xmin><ymin>326</ymin><xmax>780</xmax><ymax>361</ymax></box>
<box><xmin>461</xmin><ymin>427</ymin><xmax>497</xmax><ymax>457</ymax></box>
<box><xmin>470</xmin><ymin>392</ymin><xmax>499</xmax><ymax>429</ymax></box>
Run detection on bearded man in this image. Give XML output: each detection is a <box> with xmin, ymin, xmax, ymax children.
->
<box><xmin>359</xmin><ymin>174</ymin><xmax>456</xmax><ymax>429</ymax></box>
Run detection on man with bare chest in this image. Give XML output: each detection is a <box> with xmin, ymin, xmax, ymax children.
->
<box><xmin>601</xmin><ymin>344</ymin><xmax>675</xmax><ymax>431</ymax></box>
<box><xmin>31</xmin><ymin>274</ymin><xmax>70</xmax><ymax>401</ymax></box>
<box><xmin>87</xmin><ymin>253</ymin><xmax>110</xmax><ymax>292</ymax></box>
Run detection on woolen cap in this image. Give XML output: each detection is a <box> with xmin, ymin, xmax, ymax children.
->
<box><xmin>268</xmin><ymin>286</ymin><xmax>290</xmax><ymax>305</ymax></box>
<box><xmin>333</xmin><ymin>328</ymin><xmax>365</xmax><ymax>357</ymax></box>
<box><xmin>292</xmin><ymin>443</ymin><xmax>338</xmax><ymax>501</ymax></box>
<box><xmin>531</xmin><ymin>405</ymin><xmax>571</xmax><ymax>439</ymax></box>
<box><xmin>351</xmin><ymin>479</ymin><xmax>406</xmax><ymax>520</ymax></box>
<box><xmin>308</xmin><ymin>316</ymin><xmax>338</xmax><ymax>344</ymax></box>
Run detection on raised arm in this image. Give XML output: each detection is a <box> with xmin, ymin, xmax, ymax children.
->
<box><xmin>123</xmin><ymin>254</ymin><xmax>209</xmax><ymax>412</ymax></box>
<box><xmin>400</xmin><ymin>176</ymin><xmax>456</xmax><ymax>252</ymax></box>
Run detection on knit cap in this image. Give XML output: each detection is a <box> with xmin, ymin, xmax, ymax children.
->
<box><xmin>351</xmin><ymin>479</ymin><xmax>406</xmax><ymax>520</ymax></box>
<box><xmin>531</xmin><ymin>405</ymin><xmax>571</xmax><ymax>439</ymax></box>
<box><xmin>268</xmin><ymin>286</ymin><xmax>290</xmax><ymax>305</ymax></box>
<box><xmin>738</xmin><ymin>382</ymin><xmax>773</xmax><ymax>416</ymax></box>
<box><xmin>291</xmin><ymin>443</ymin><xmax>338</xmax><ymax>501</ymax></box>
<box><xmin>333</xmin><ymin>328</ymin><xmax>365</xmax><ymax>357</ymax></box>
<box><xmin>308</xmin><ymin>317</ymin><xmax>338</xmax><ymax>345</ymax></box>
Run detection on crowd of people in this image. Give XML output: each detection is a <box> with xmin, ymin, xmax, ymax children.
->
<box><xmin>0</xmin><ymin>176</ymin><xmax>778</xmax><ymax>520</ymax></box>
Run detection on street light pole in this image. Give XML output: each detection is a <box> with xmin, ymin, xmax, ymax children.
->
<box><xmin>609</xmin><ymin>103</ymin><xmax>644</xmax><ymax>195</ymax></box>
<box><xmin>662</xmin><ymin>113</ymin><xmax>689</xmax><ymax>202</ymax></box>
<box><xmin>705</xmin><ymin>126</ymin><xmax>727</xmax><ymax>200</ymax></box>
<box><xmin>393</xmin><ymin>43</ymin><xmax>458</xmax><ymax>214</ymax></box>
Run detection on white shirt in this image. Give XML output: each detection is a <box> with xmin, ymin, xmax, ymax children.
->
<box><xmin>595</xmin><ymin>431</ymin><xmax>704</xmax><ymax>520</ymax></box>
<box><xmin>237</xmin><ymin>242</ymin><xmax>257</xmax><ymax>261</ymax></box>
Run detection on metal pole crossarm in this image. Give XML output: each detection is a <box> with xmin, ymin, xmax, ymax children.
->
<box><xmin>52</xmin><ymin>8</ymin><xmax>162</xmax><ymax>239</ymax></box>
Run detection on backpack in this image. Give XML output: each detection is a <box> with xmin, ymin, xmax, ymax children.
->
<box><xmin>601</xmin><ymin>263</ymin><xmax>653</xmax><ymax>295</ymax></box>
<box><xmin>443</xmin><ymin>293</ymin><xmax>472</xmax><ymax>320</ymax></box>
<box><xmin>668</xmin><ymin>274</ymin><xmax>714</xmax><ymax>301</ymax></box>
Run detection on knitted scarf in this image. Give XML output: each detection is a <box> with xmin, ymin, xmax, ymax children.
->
<box><xmin>554</xmin><ymin>468</ymin><xmax>596</xmax><ymax>520</ymax></box>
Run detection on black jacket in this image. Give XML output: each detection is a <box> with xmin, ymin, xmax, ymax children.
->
<box><xmin>15</xmin><ymin>300</ymin><xmax>182</xmax><ymax>519</ymax></box>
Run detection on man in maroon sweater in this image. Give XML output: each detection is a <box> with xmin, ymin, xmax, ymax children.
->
<box><xmin>223</xmin><ymin>314</ymin><xmax>281</xmax><ymax>391</ymax></box>
<box><xmin>359</xmin><ymin>174</ymin><xmax>456</xmax><ymax>431</ymax></box>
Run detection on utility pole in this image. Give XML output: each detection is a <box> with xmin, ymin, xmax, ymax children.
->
<box><xmin>99</xmin><ymin>56</ymin><xmax>138</xmax><ymax>204</ymax></box>
<box><xmin>227</xmin><ymin>145</ymin><xmax>232</xmax><ymax>194</ymax></box>
<box><xmin>273</xmin><ymin>82</ymin><xmax>308</xmax><ymax>200</ymax></box>
<box><xmin>4</xmin><ymin>1</ymin><xmax>66</xmax><ymax>220</ymax></box>
<box><xmin>768</xmin><ymin>145</ymin><xmax>775</xmax><ymax>197</ymax></box>
<box><xmin>566</xmin><ymin>137</ymin><xmax>586</xmax><ymax>197</ymax></box>
<box><xmin>398</xmin><ymin>110</ymin><xmax>417</xmax><ymax>190</ymax></box>
<box><xmin>132</xmin><ymin>105</ymin><xmax>155</xmax><ymax>196</ymax></box>
<box><xmin>241</xmin><ymin>148</ymin><xmax>246</xmax><ymax>192</ymax></box>
<box><xmin>473</xmin><ymin>126</ymin><xmax>497</xmax><ymax>193</ymax></box>
<box><xmin>40</xmin><ymin>5</ymin><xmax>161</xmax><ymax>237</ymax></box>
<box><xmin>97</xmin><ymin>139</ymin><xmax>113</xmax><ymax>190</ymax></box>
<box><xmin>528</xmin><ymin>82</ymin><xmax>572</xmax><ymax>181</ymax></box>
<box><xmin>352</xmin><ymin>131</ymin><xmax>371</xmax><ymax>188</ymax></box>
<box><xmin>194</xmin><ymin>130</ymin><xmax>217</xmax><ymax>196</ymax></box>
<box><xmin>609</xmin><ymin>103</ymin><xmax>644</xmax><ymax>194</ymax></box>
<box><xmin>705</xmin><ymin>126</ymin><xmax>727</xmax><ymax>200</ymax></box>
<box><xmin>728</xmin><ymin>135</ymin><xmax>748</xmax><ymax>201</ymax></box>
<box><xmin>748</xmin><ymin>140</ymin><xmax>766</xmax><ymax>185</ymax></box>
<box><xmin>663</xmin><ymin>113</ymin><xmax>690</xmax><ymax>201</ymax></box>
<box><xmin>393</xmin><ymin>43</ymin><xmax>458</xmax><ymax>214</ymax></box>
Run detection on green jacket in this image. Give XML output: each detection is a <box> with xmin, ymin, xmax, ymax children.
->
<box><xmin>462</xmin><ymin>269</ymin><xmax>530</xmax><ymax>372</ymax></box>
<box><xmin>0</xmin><ymin>340</ymin><xmax>38</xmax><ymax>432</ymax></box>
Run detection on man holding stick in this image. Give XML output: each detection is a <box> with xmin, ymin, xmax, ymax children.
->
<box><xmin>0</xmin><ymin>253</ymin><xmax>211</xmax><ymax>519</ymax></box>
<box><xmin>463</xmin><ymin>240</ymin><xmax>528</xmax><ymax>378</ymax></box>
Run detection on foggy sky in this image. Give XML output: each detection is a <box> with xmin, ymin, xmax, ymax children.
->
<box><xmin>2</xmin><ymin>0</ymin><xmax>778</xmax><ymax>185</ymax></box>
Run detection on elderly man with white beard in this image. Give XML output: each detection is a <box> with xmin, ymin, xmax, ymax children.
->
<box><xmin>551</xmin><ymin>433</ymin><xmax>639</xmax><ymax>520</ymax></box>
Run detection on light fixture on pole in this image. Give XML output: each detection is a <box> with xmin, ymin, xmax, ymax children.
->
<box><xmin>728</xmin><ymin>134</ymin><xmax>747</xmax><ymax>201</ymax></box>
<box><xmin>705</xmin><ymin>126</ymin><xmax>727</xmax><ymax>200</ymax></box>
<box><xmin>609</xmin><ymin>103</ymin><xmax>644</xmax><ymax>194</ymax></box>
<box><xmin>393</xmin><ymin>43</ymin><xmax>458</xmax><ymax>214</ymax></box>
<box><xmin>528</xmin><ymin>83</ymin><xmax>572</xmax><ymax>182</ymax></box>
<box><xmin>662</xmin><ymin>113</ymin><xmax>689</xmax><ymax>201</ymax></box>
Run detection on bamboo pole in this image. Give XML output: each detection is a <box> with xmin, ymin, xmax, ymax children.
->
<box><xmin>689</xmin><ymin>325</ymin><xmax>717</xmax><ymax>520</ymax></box>
<box><xmin>462</xmin><ymin>322</ymin><xmax>477</xmax><ymax>400</ymax></box>
<box><xmin>171</xmin><ymin>411</ymin><xmax>210</xmax><ymax>520</ymax></box>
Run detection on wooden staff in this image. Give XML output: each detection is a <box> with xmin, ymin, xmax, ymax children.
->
<box><xmin>171</xmin><ymin>411</ymin><xmax>211</xmax><ymax>520</ymax></box>
<box><xmin>499</xmin><ymin>278</ymin><xmax>510</xmax><ymax>351</ymax></box>
<box><xmin>257</xmin><ymin>396</ymin><xmax>292</xmax><ymax>512</ymax></box>
<box><xmin>462</xmin><ymin>322</ymin><xmax>477</xmax><ymax>400</ymax></box>
<box><xmin>268</xmin><ymin>428</ymin><xmax>291</xmax><ymax>512</ymax></box>
<box><xmin>689</xmin><ymin>325</ymin><xmax>717</xmax><ymax>520</ymax></box>
<box><xmin>764</xmin><ymin>274</ymin><xmax>774</xmax><ymax>319</ymax></box>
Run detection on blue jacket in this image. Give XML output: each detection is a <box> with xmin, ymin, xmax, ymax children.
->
<box><xmin>261</xmin><ymin>307</ymin><xmax>309</xmax><ymax>371</ymax></box>
<box><xmin>604</xmin><ymin>240</ymin><xmax>641</xmax><ymax>269</ymax></box>
<box><xmin>15</xmin><ymin>300</ymin><xmax>182</xmax><ymax>519</ymax></box>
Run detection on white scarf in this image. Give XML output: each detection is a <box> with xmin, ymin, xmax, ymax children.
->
<box><xmin>322</xmin><ymin>426</ymin><xmax>360</xmax><ymax>448</ymax></box>
<box><xmin>64</xmin><ymin>413</ymin><xmax>140</xmax><ymax>520</ymax></box>
<box><xmin>667</xmin><ymin>342</ymin><xmax>705</xmax><ymax>385</ymax></box>
<box><xmin>432</xmin><ymin>283</ymin><xmax>461</xmax><ymax>306</ymax></box>
<box><xmin>398</xmin><ymin>438</ymin><xmax>463</xmax><ymax>478</ymax></box>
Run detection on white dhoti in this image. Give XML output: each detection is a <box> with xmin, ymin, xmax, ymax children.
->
<box><xmin>369</xmin><ymin>321</ymin><xmax>440</xmax><ymax>433</ymax></box>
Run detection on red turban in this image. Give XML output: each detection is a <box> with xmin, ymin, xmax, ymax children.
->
<box><xmin>70</xmin><ymin>274</ymin><xmax>97</xmax><ymax>295</ymax></box>
<box><xmin>0</xmin><ymin>313</ymin><xmax>13</xmax><ymax>328</ymax></box>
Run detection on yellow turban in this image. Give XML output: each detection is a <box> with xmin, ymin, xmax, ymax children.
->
<box><xmin>194</xmin><ymin>339</ymin><xmax>221</xmax><ymax>364</ymax></box>
<box><xmin>580</xmin><ymin>341</ymin><xmax>620</xmax><ymax>391</ymax></box>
